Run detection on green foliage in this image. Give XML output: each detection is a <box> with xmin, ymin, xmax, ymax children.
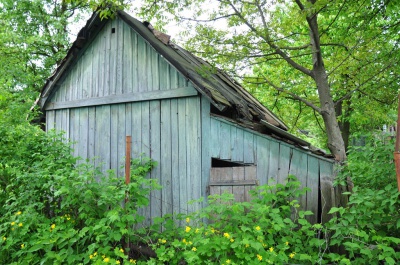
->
<box><xmin>148</xmin><ymin>176</ymin><xmax>327</xmax><ymax>264</ymax></box>
<box><xmin>338</xmin><ymin>133</ymin><xmax>396</xmax><ymax>189</ymax></box>
<box><xmin>0</xmin><ymin>126</ymin><xmax>159</xmax><ymax>264</ymax></box>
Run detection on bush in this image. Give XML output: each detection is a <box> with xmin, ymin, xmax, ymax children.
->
<box><xmin>0</xmin><ymin>126</ymin><xmax>159</xmax><ymax>264</ymax></box>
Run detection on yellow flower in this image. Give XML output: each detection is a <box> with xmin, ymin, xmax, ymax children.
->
<box><xmin>226</xmin><ymin>259</ymin><xmax>231</xmax><ymax>264</ymax></box>
<box><xmin>185</xmin><ymin>226</ymin><xmax>191</xmax><ymax>233</ymax></box>
<box><xmin>186</xmin><ymin>217</ymin><xmax>190</xmax><ymax>223</ymax></box>
<box><xmin>245</xmin><ymin>244</ymin><xmax>249</xmax><ymax>248</ymax></box>
<box><xmin>11</xmin><ymin>222</ymin><xmax>15</xmax><ymax>226</ymax></box>
<box><xmin>182</xmin><ymin>238</ymin><xmax>187</xmax><ymax>244</ymax></box>
<box><xmin>94</xmin><ymin>252</ymin><xmax>97</xmax><ymax>256</ymax></box>
<box><xmin>51</xmin><ymin>224</ymin><xmax>56</xmax><ymax>229</ymax></box>
<box><xmin>16</xmin><ymin>211</ymin><xmax>22</xmax><ymax>215</ymax></box>
<box><xmin>289</xmin><ymin>252</ymin><xmax>296</xmax><ymax>258</ymax></box>
<box><xmin>119</xmin><ymin>248</ymin><xmax>124</xmax><ymax>253</ymax></box>
<box><xmin>21</xmin><ymin>244</ymin><xmax>25</xmax><ymax>249</ymax></box>
<box><xmin>285</xmin><ymin>241</ymin><xmax>289</xmax><ymax>246</ymax></box>
<box><xmin>102</xmin><ymin>255</ymin><xmax>106</xmax><ymax>258</ymax></box>
<box><xmin>257</xmin><ymin>254</ymin><xmax>262</xmax><ymax>261</ymax></box>
<box><xmin>2</xmin><ymin>237</ymin><xmax>6</xmax><ymax>241</ymax></box>
<box><xmin>116</xmin><ymin>261</ymin><xmax>120</xmax><ymax>264</ymax></box>
<box><xmin>18</xmin><ymin>223</ymin><xmax>23</xmax><ymax>227</ymax></box>
<box><xmin>129</xmin><ymin>259</ymin><xmax>136</xmax><ymax>264</ymax></box>
<box><xmin>211</xmin><ymin>228</ymin><xmax>215</xmax><ymax>234</ymax></box>
<box><xmin>223</xmin><ymin>232</ymin><xmax>230</xmax><ymax>239</ymax></box>
<box><xmin>269</xmin><ymin>247</ymin><xmax>274</xmax><ymax>252</ymax></box>
<box><xmin>89</xmin><ymin>255</ymin><xmax>93</xmax><ymax>259</ymax></box>
<box><xmin>195</xmin><ymin>228</ymin><xmax>200</xmax><ymax>233</ymax></box>
<box><xmin>255</xmin><ymin>226</ymin><xmax>261</xmax><ymax>231</ymax></box>
<box><xmin>230</xmin><ymin>238</ymin><xmax>234</xmax><ymax>242</ymax></box>
<box><xmin>158</xmin><ymin>239</ymin><xmax>167</xmax><ymax>244</ymax></box>
<box><xmin>103</xmin><ymin>257</ymin><xmax>110</xmax><ymax>262</ymax></box>
<box><xmin>192</xmin><ymin>247</ymin><xmax>197</xmax><ymax>251</ymax></box>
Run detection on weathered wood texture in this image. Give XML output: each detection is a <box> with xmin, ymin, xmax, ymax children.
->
<box><xmin>202</xmin><ymin>110</ymin><xmax>339</xmax><ymax>224</ymax></box>
<box><xmin>46</xmin><ymin>17</ymin><xmax>192</xmax><ymax>109</ymax></box>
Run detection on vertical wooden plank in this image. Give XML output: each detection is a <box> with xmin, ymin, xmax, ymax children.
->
<box><xmin>170</xmin><ymin>99</ymin><xmax>180</xmax><ymax>214</ymax></box>
<box><xmin>46</xmin><ymin>110</ymin><xmax>55</xmax><ymax>132</ymax></box>
<box><xmin>277</xmin><ymin>144</ymin><xmax>291</xmax><ymax>184</ymax></box>
<box><xmin>210</xmin><ymin>118</ymin><xmax>220</xmax><ymax>158</ymax></box>
<box><xmin>243</xmin><ymin>130</ymin><xmax>255</xmax><ymax>164</ymax></box>
<box><xmin>186</xmin><ymin>96</ymin><xmax>202</xmax><ymax>212</ymax></box>
<box><xmin>69</xmin><ymin>108</ymin><xmax>79</xmax><ymax>158</ymax></box>
<box><xmin>122</xmin><ymin>22</ymin><xmax>132</xmax><ymax>94</ymax></box>
<box><xmin>95</xmin><ymin>105</ymin><xmax>111</xmax><ymax>172</ymax></box>
<box><xmin>137</xmin><ymin>36</ymin><xmax>147</xmax><ymax>92</ymax></box>
<box><xmin>98</xmin><ymin>24</ymin><xmax>106</xmax><ymax>98</ymax></box>
<box><xmin>210</xmin><ymin>168</ymin><xmax>223</xmax><ymax>197</ymax></box>
<box><xmin>109</xmin><ymin>19</ymin><xmax>117</xmax><ymax>96</ymax></box>
<box><xmin>150</xmin><ymin>100</ymin><xmax>162</xmax><ymax>224</ymax></box>
<box><xmin>220</xmin><ymin>167</ymin><xmax>233</xmax><ymax>197</ymax></box>
<box><xmin>78</xmin><ymin>107</ymin><xmax>89</xmax><ymax>161</ymax></box>
<box><xmin>178</xmin><ymin>98</ymin><xmax>188</xmax><ymax>214</ymax></box>
<box><xmin>117</xmin><ymin>104</ymin><xmax>126</xmax><ymax>177</ymax></box>
<box><xmin>110</xmin><ymin>105</ymin><xmax>119</xmax><ymax>172</ymax></box>
<box><xmin>232</xmin><ymin>167</ymin><xmax>245</xmax><ymax>202</ymax></box>
<box><xmin>131</xmin><ymin>102</ymin><xmax>142</xmax><ymax>157</ymax></box>
<box><xmin>219</xmin><ymin>122</ymin><xmax>231</xmax><ymax>159</ymax></box>
<box><xmin>88</xmin><ymin>107</ymin><xmax>96</xmax><ymax>163</ymax></box>
<box><xmin>268</xmin><ymin>140</ymin><xmax>280</xmax><ymax>184</ymax></box>
<box><xmin>244</xmin><ymin>166</ymin><xmax>257</xmax><ymax>202</ymax></box>
<box><xmin>306</xmin><ymin>156</ymin><xmax>319</xmax><ymax>224</ymax></box>
<box><xmin>91</xmin><ymin>37</ymin><xmax>99</xmax><ymax>98</ymax></box>
<box><xmin>256</xmin><ymin>136</ymin><xmax>270</xmax><ymax>186</ymax></box>
<box><xmin>160</xmin><ymin>99</ymin><xmax>172</xmax><ymax>216</ymax></box>
<box><xmin>230</xmin><ymin>126</ymin><xmax>238</xmax><ymax>161</ymax></box>
<box><xmin>320</xmin><ymin>159</ymin><xmax>334</xmax><ymax>223</ymax></box>
<box><xmin>200</xmin><ymin>96</ymin><xmax>211</xmax><ymax>209</ymax></box>
<box><xmin>289</xmin><ymin>149</ymin><xmax>308</xmax><ymax>211</ymax></box>
<box><xmin>158</xmin><ymin>57</ymin><xmax>169</xmax><ymax>90</ymax></box>
<box><xmin>116</xmin><ymin>18</ymin><xmax>123</xmax><ymax>95</ymax></box>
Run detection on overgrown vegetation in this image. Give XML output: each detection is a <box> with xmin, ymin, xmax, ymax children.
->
<box><xmin>1</xmin><ymin>126</ymin><xmax>399</xmax><ymax>264</ymax></box>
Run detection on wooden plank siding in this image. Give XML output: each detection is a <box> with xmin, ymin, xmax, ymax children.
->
<box><xmin>46</xmin><ymin>17</ymin><xmax>191</xmax><ymax>108</ymax></box>
<box><xmin>205</xmin><ymin>113</ymin><xmax>337</xmax><ymax>221</ymax></box>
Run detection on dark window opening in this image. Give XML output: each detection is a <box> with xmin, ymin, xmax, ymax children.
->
<box><xmin>210</xmin><ymin>104</ymin><xmax>236</xmax><ymax>119</ymax></box>
<box><xmin>111</xmin><ymin>28</ymin><xmax>116</xmax><ymax>33</ymax></box>
<box><xmin>212</xmin><ymin>158</ymin><xmax>251</xmax><ymax>167</ymax></box>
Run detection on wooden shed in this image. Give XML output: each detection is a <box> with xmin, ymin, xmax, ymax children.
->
<box><xmin>39</xmin><ymin>11</ymin><xmax>346</xmax><ymax>224</ymax></box>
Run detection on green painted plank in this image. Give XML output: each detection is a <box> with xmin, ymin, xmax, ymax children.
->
<box><xmin>277</xmin><ymin>144</ymin><xmax>291</xmax><ymax>184</ymax></box>
<box><xmin>131</xmin><ymin>102</ymin><xmax>142</xmax><ymax>158</ymax></box>
<box><xmin>289</xmin><ymin>149</ymin><xmax>308</xmax><ymax>211</ymax></box>
<box><xmin>268</xmin><ymin>140</ymin><xmax>280</xmax><ymax>184</ymax></box>
<box><xmin>149</xmin><ymin>100</ymin><xmax>161</xmax><ymax>223</ymax></box>
<box><xmin>78</xmin><ymin>107</ymin><xmax>89</xmax><ymax>160</ymax></box>
<box><xmin>210</xmin><ymin>118</ymin><xmax>220</xmax><ymax>158</ymax></box>
<box><xmin>170</xmin><ymin>99</ymin><xmax>180</xmax><ymax>214</ymax></box>
<box><xmin>256</xmin><ymin>136</ymin><xmax>270</xmax><ymax>186</ymax></box>
<box><xmin>306</xmin><ymin>156</ymin><xmax>319</xmax><ymax>224</ymax></box>
<box><xmin>110</xmin><ymin>104</ymin><xmax>120</xmax><ymax>173</ymax></box>
<box><xmin>140</xmin><ymin>101</ymin><xmax>151</xmax><ymax>226</ymax></box>
<box><xmin>95</xmin><ymin>105</ymin><xmax>111</xmax><ymax>172</ymax></box>
<box><xmin>69</xmin><ymin>109</ymin><xmax>78</xmax><ymax>158</ymax></box>
<box><xmin>161</xmin><ymin>99</ymin><xmax>172</xmax><ymax>216</ymax></box>
<box><xmin>88</xmin><ymin>107</ymin><xmax>96</xmax><ymax>163</ymax></box>
<box><xmin>200</xmin><ymin>96</ymin><xmax>211</xmax><ymax>209</ymax></box>
<box><xmin>137</xmin><ymin>35</ymin><xmax>148</xmax><ymax>92</ymax></box>
<box><xmin>122</xmin><ymin>22</ymin><xmax>133</xmax><ymax>94</ymax></box>
<box><xmin>320</xmin><ymin>159</ymin><xmax>334</xmax><ymax>223</ymax></box>
<box><xmin>219</xmin><ymin>121</ymin><xmax>231</xmax><ymax>159</ymax></box>
<box><xmin>186</xmin><ymin>96</ymin><xmax>202</xmax><ymax>212</ymax></box>
<box><xmin>116</xmin><ymin>18</ymin><xmax>123</xmax><ymax>95</ymax></box>
<box><xmin>243</xmin><ymin>130</ymin><xmax>255</xmax><ymax>164</ymax></box>
<box><xmin>178</xmin><ymin>97</ymin><xmax>188</xmax><ymax>215</ymax></box>
<box><xmin>46</xmin><ymin>110</ymin><xmax>55</xmax><ymax>132</ymax></box>
<box><xmin>117</xmin><ymin>104</ymin><xmax>126</xmax><ymax>177</ymax></box>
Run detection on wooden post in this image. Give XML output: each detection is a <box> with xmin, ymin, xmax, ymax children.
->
<box><xmin>394</xmin><ymin>95</ymin><xmax>400</xmax><ymax>192</ymax></box>
<box><xmin>125</xmin><ymin>136</ymin><xmax>132</xmax><ymax>185</ymax></box>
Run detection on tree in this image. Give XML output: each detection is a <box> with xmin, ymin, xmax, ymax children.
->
<box><xmin>135</xmin><ymin>0</ymin><xmax>400</xmax><ymax>162</ymax></box>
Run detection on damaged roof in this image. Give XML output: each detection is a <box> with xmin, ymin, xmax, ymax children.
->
<box><xmin>39</xmin><ymin>10</ymin><xmax>332</xmax><ymax>158</ymax></box>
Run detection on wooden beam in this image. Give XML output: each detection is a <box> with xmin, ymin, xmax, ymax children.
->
<box><xmin>44</xmin><ymin>87</ymin><xmax>198</xmax><ymax>110</ymax></box>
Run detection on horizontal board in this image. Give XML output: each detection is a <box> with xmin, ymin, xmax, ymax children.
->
<box><xmin>209</xmin><ymin>180</ymin><xmax>258</xmax><ymax>186</ymax></box>
<box><xmin>45</xmin><ymin>87</ymin><xmax>197</xmax><ymax>110</ymax></box>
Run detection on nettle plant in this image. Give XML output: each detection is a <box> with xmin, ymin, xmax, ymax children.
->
<box><xmin>147</xmin><ymin>176</ymin><xmax>331</xmax><ymax>265</ymax></box>
<box><xmin>0</xmin><ymin>128</ymin><xmax>159</xmax><ymax>264</ymax></box>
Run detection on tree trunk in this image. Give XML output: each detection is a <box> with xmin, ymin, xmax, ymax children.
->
<box><xmin>335</xmin><ymin>100</ymin><xmax>352</xmax><ymax>152</ymax></box>
<box><xmin>308</xmin><ymin>13</ymin><xmax>347</xmax><ymax>162</ymax></box>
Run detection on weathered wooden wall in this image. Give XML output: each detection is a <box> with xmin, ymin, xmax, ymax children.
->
<box><xmin>44</xmin><ymin>16</ymin><xmax>339</xmax><ymax>225</ymax></box>
<box><xmin>45</xmin><ymin>17</ymin><xmax>204</xmax><ymax>225</ymax></box>
<box><xmin>201</xmin><ymin>97</ymin><xmax>337</xmax><ymax>223</ymax></box>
